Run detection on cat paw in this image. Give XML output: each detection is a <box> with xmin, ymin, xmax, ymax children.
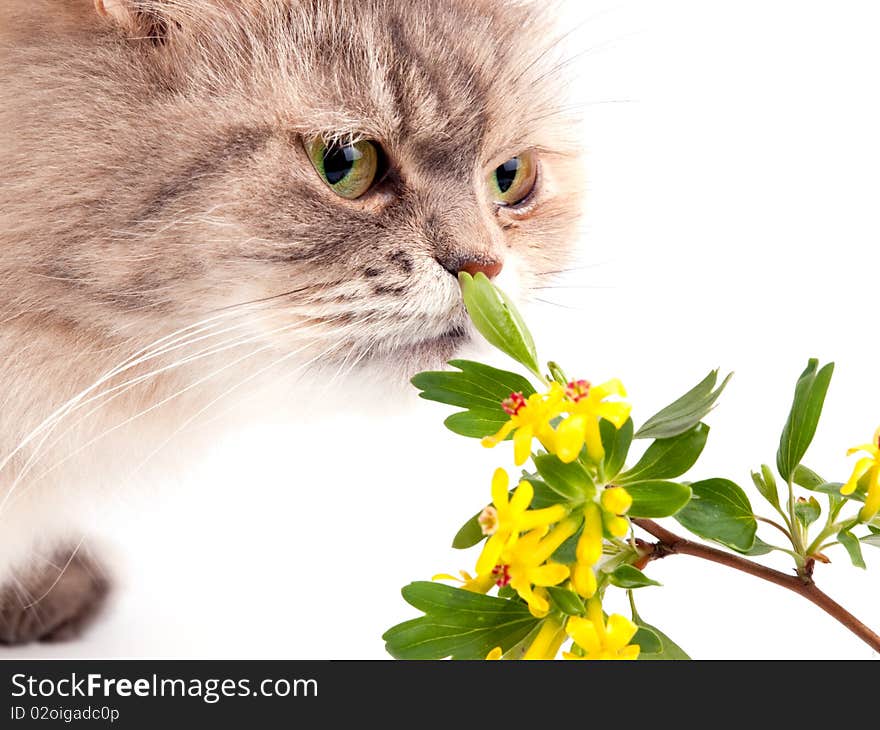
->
<box><xmin>0</xmin><ymin>549</ymin><xmax>110</xmax><ymax>646</ymax></box>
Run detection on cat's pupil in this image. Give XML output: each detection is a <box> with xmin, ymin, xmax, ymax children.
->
<box><xmin>495</xmin><ymin>158</ymin><xmax>521</xmax><ymax>193</ymax></box>
<box><xmin>322</xmin><ymin>144</ymin><xmax>361</xmax><ymax>185</ymax></box>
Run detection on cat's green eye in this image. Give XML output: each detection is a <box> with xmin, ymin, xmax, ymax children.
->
<box><xmin>306</xmin><ymin>138</ymin><xmax>381</xmax><ymax>200</ymax></box>
<box><xmin>489</xmin><ymin>150</ymin><xmax>538</xmax><ymax>207</ymax></box>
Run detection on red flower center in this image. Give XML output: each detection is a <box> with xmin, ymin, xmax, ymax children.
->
<box><xmin>502</xmin><ymin>392</ymin><xmax>527</xmax><ymax>416</ymax></box>
<box><xmin>566</xmin><ymin>379</ymin><xmax>592</xmax><ymax>402</ymax></box>
<box><xmin>492</xmin><ymin>564</ymin><xmax>511</xmax><ymax>587</ymax></box>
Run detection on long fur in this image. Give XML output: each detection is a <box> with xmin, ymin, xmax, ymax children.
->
<box><xmin>0</xmin><ymin>0</ymin><xmax>584</xmax><ymax>633</ymax></box>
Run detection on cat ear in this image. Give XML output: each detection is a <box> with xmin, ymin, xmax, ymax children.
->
<box><xmin>93</xmin><ymin>0</ymin><xmax>170</xmax><ymax>41</ymax></box>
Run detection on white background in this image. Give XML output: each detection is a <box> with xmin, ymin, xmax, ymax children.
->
<box><xmin>8</xmin><ymin>0</ymin><xmax>880</xmax><ymax>659</ymax></box>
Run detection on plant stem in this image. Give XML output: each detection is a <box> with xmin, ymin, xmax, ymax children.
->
<box><xmin>755</xmin><ymin>515</ymin><xmax>793</xmax><ymax>541</ymax></box>
<box><xmin>633</xmin><ymin>518</ymin><xmax>880</xmax><ymax>654</ymax></box>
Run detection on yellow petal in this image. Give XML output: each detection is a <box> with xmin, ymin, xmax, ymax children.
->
<box><xmin>601</xmin><ymin>486</ymin><xmax>633</xmax><ymax>515</ymax></box>
<box><xmin>592</xmin><ymin>378</ymin><xmax>627</xmax><ymax>401</ymax></box>
<box><xmin>519</xmin><ymin>504</ymin><xmax>567</xmax><ymax>531</ymax></box>
<box><xmin>523</xmin><ymin>617</ymin><xmax>566</xmax><ymax>660</ymax></box>
<box><xmin>532</xmin><ymin>517</ymin><xmax>580</xmax><ymax>563</ymax></box>
<box><xmin>528</xmin><ymin>562</ymin><xmax>570</xmax><ymax>587</ymax></box>
<box><xmin>431</xmin><ymin>573</ymin><xmax>461</xmax><ymax>582</ymax></box>
<box><xmin>572</xmin><ymin>561</ymin><xmax>597</xmax><ymax>598</ymax></box>
<box><xmin>576</xmin><ymin>503</ymin><xmax>604</xmax><ymax>565</ymax></box>
<box><xmin>619</xmin><ymin>645</ymin><xmax>641</xmax><ymax>660</ymax></box>
<box><xmin>491</xmin><ymin>468</ymin><xmax>510</xmax><ymax>508</ymax></box>
<box><xmin>475</xmin><ymin>534</ymin><xmax>504</xmax><ymax>576</ymax></box>
<box><xmin>605</xmin><ymin>613</ymin><xmax>639</xmax><ymax>651</ymax></box>
<box><xmin>462</xmin><ymin>573</ymin><xmax>498</xmax><ymax>594</ymax></box>
<box><xmin>513</xmin><ymin>425</ymin><xmax>534</xmax><ymax>466</ymax></box>
<box><xmin>586</xmin><ymin>598</ymin><xmax>606</xmax><ymax>640</ymax></box>
<box><xmin>584</xmin><ymin>416</ymin><xmax>605</xmax><ymax>462</ymax></box>
<box><xmin>536</xmin><ymin>425</ymin><xmax>558</xmax><ymax>457</ymax></box>
<box><xmin>555</xmin><ymin>415</ymin><xmax>587</xmax><ymax>463</ymax></box>
<box><xmin>605</xmin><ymin>514</ymin><xmax>630</xmax><ymax>538</ymax></box>
<box><xmin>594</xmin><ymin>401</ymin><xmax>633</xmax><ymax>429</ymax></box>
<box><xmin>562</xmin><ymin>651</ymin><xmax>587</xmax><ymax>661</ymax></box>
<box><xmin>525</xmin><ymin>588</ymin><xmax>550</xmax><ymax>616</ymax></box>
<box><xmin>485</xmin><ymin>646</ymin><xmax>503</xmax><ymax>660</ymax></box>
<box><xmin>509</xmin><ymin>480</ymin><xmax>535</xmax><ymax>514</ymax></box>
<box><xmin>565</xmin><ymin>615</ymin><xmax>601</xmax><ymax>655</ymax></box>
<box><xmin>858</xmin><ymin>466</ymin><xmax>880</xmax><ymax>522</ymax></box>
<box><xmin>481</xmin><ymin>420</ymin><xmax>514</xmax><ymax>449</ymax></box>
<box><xmin>842</xmin><ymin>457</ymin><xmax>873</xmax><ymax>495</ymax></box>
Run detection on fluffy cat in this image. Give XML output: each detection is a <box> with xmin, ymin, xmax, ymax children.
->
<box><xmin>0</xmin><ymin>0</ymin><xmax>583</xmax><ymax>644</ymax></box>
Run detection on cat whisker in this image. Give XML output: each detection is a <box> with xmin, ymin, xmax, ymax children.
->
<box><xmin>22</xmin><ymin>537</ymin><xmax>85</xmax><ymax>610</ymax></box>
<box><xmin>114</xmin><ymin>332</ymin><xmax>356</xmax><ymax>490</ymax></box>
<box><xmin>13</xmin><ymin>316</ymin><xmax>369</xmax><ymax>499</ymax></box>
<box><xmin>529</xmin><ymin>284</ymin><xmax>617</xmax><ymax>291</ymax></box>
<box><xmin>530</xmin><ymin>297</ymin><xmax>587</xmax><ymax>311</ymax></box>
<box><xmin>535</xmin><ymin>260</ymin><xmax>614</xmax><ymax>274</ymax></box>
<box><xmin>12</xmin><ymin>311</ymin><xmax>302</xmax><ymax>479</ymax></box>
<box><xmin>0</xmin><ymin>309</ymin><xmax>248</xmax><ymax>481</ymax></box>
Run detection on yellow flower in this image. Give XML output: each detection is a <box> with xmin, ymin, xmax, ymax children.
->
<box><xmin>431</xmin><ymin>570</ymin><xmax>496</xmax><ymax>594</ymax></box>
<box><xmin>475</xmin><ymin>469</ymin><xmax>567</xmax><ymax>576</ymax></box>
<box><xmin>485</xmin><ymin>646</ymin><xmax>503</xmax><ymax>660</ymax></box>
<box><xmin>601</xmin><ymin>486</ymin><xmax>633</xmax><ymax>538</ymax></box>
<box><xmin>843</xmin><ymin>427</ymin><xmax>880</xmax><ymax>522</ymax></box>
<box><xmin>576</xmin><ymin>502</ymin><xmax>604</xmax><ymax>567</ymax></box>
<box><xmin>504</xmin><ymin>518</ymin><xmax>580</xmax><ymax>616</ymax></box>
<box><xmin>571</xmin><ymin>502</ymin><xmax>604</xmax><ymax>598</ymax></box>
<box><xmin>571</xmin><ymin>561</ymin><xmax>598</xmax><ymax>599</ymax></box>
<box><xmin>556</xmin><ymin>379</ymin><xmax>632</xmax><ymax>463</ymax></box>
<box><xmin>522</xmin><ymin>617</ymin><xmax>567</xmax><ymax>660</ymax></box>
<box><xmin>562</xmin><ymin>600</ymin><xmax>640</xmax><ymax>660</ymax></box>
<box><xmin>482</xmin><ymin>383</ymin><xmax>566</xmax><ymax>465</ymax></box>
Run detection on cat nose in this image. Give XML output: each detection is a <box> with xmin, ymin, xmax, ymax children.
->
<box><xmin>438</xmin><ymin>255</ymin><xmax>503</xmax><ymax>280</ymax></box>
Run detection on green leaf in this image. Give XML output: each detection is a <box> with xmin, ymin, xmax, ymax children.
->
<box><xmin>629</xmin><ymin>596</ymin><xmax>691</xmax><ymax>660</ymax></box>
<box><xmin>632</xmin><ymin>626</ymin><xmax>663</xmax><ymax>654</ymax></box>
<box><xmin>861</xmin><ymin>534</ymin><xmax>880</xmax><ymax>548</ymax></box>
<box><xmin>792</xmin><ymin>464</ymin><xmax>826</xmax><ymax>491</ymax></box>
<box><xmin>636</xmin><ymin>622</ymin><xmax>691</xmax><ymax>660</ymax></box>
<box><xmin>458</xmin><ymin>272</ymin><xmax>541</xmax><ymax>376</ymax></box>
<box><xmin>634</xmin><ymin>370</ymin><xmax>731</xmax><ymax>440</ymax></box>
<box><xmin>547</xmin><ymin>361</ymin><xmax>568</xmax><ymax>386</ymax></box>
<box><xmin>412</xmin><ymin>359</ymin><xmax>536</xmax><ymax>411</ymax></box>
<box><xmin>674</xmin><ymin>478</ymin><xmax>757</xmax><ymax>551</ymax></box>
<box><xmin>443</xmin><ymin>409</ymin><xmax>509</xmax><ymax>439</ymax></box>
<box><xmin>413</xmin><ymin>360</ymin><xmax>537</xmax><ymax>440</ymax></box>
<box><xmin>617</xmin><ymin>424</ymin><xmax>709</xmax><ymax>485</ymax></box>
<box><xmin>520</xmin><ymin>476</ymin><xmax>569</xmax><ymax>509</ymax></box>
<box><xmin>801</xmin><ymin>480</ymin><xmax>854</xmax><ymax>500</ymax></box>
<box><xmin>452</xmin><ymin>513</ymin><xmax>486</xmax><ymax>550</ymax></box>
<box><xmin>732</xmin><ymin>536</ymin><xmax>775</xmax><ymax>556</ymax></box>
<box><xmin>534</xmin><ymin>454</ymin><xmax>594</xmax><ymax>502</ymax></box>
<box><xmin>838</xmin><ymin>530</ymin><xmax>866</xmax><ymax>569</ymax></box>
<box><xmin>546</xmin><ymin>586</ymin><xmax>585</xmax><ymax>616</ymax></box>
<box><xmin>383</xmin><ymin>582</ymin><xmax>539</xmax><ymax>659</ymax></box>
<box><xmin>776</xmin><ymin>360</ymin><xmax>834</xmax><ymax>482</ymax></box>
<box><xmin>794</xmin><ymin>497</ymin><xmax>821</xmax><ymax>528</ymax></box>
<box><xmin>600</xmin><ymin>417</ymin><xmax>633</xmax><ymax>480</ymax></box>
<box><xmin>751</xmin><ymin>464</ymin><xmax>781</xmax><ymax>511</ymax></box>
<box><xmin>608</xmin><ymin>564</ymin><xmax>661</xmax><ymax>589</ymax></box>
<box><xmin>626</xmin><ymin>480</ymin><xmax>693</xmax><ymax>518</ymax></box>
<box><xmin>550</xmin><ymin>521</ymin><xmax>582</xmax><ymax>564</ymax></box>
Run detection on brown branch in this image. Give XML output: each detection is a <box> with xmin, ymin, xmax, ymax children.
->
<box><xmin>632</xmin><ymin>518</ymin><xmax>880</xmax><ymax>654</ymax></box>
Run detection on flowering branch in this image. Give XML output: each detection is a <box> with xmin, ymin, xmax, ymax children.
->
<box><xmin>383</xmin><ymin>273</ymin><xmax>880</xmax><ymax>660</ymax></box>
<box><xmin>633</xmin><ymin>518</ymin><xmax>880</xmax><ymax>654</ymax></box>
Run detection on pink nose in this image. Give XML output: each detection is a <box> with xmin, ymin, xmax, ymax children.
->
<box><xmin>459</xmin><ymin>259</ymin><xmax>503</xmax><ymax>279</ymax></box>
<box><xmin>450</xmin><ymin>258</ymin><xmax>504</xmax><ymax>280</ymax></box>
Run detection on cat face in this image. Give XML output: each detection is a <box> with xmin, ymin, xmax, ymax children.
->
<box><xmin>2</xmin><ymin>0</ymin><xmax>584</xmax><ymax>375</ymax></box>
